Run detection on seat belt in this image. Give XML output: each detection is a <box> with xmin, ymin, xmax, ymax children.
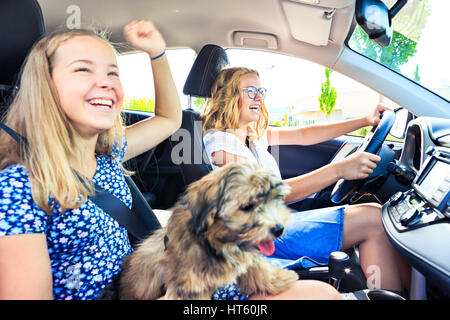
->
<box><xmin>90</xmin><ymin>179</ymin><xmax>157</xmax><ymax>241</ymax></box>
<box><xmin>0</xmin><ymin>122</ymin><xmax>160</xmax><ymax>241</ymax></box>
<box><xmin>0</xmin><ymin>122</ymin><xmax>29</xmax><ymax>150</ymax></box>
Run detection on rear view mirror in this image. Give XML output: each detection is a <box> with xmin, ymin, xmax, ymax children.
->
<box><xmin>390</xmin><ymin>108</ymin><xmax>409</xmax><ymax>139</ymax></box>
<box><xmin>355</xmin><ymin>0</ymin><xmax>407</xmax><ymax>47</ymax></box>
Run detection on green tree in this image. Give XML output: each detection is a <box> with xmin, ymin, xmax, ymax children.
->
<box><xmin>413</xmin><ymin>64</ymin><xmax>421</xmax><ymax>83</ymax></box>
<box><xmin>350</xmin><ymin>27</ymin><xmax>417</xmax><ymax>73</ymax></box>
<box><xmin>318</xmin><ymin>67</ymin><xmax>337</xmax><ymax>117</ymax></box>
<box><xmin>349</xmin><ymin>0</ymin><xmax>431</xmax><ymax>84</ymax></box>
<box><xmin>357</xmin><ymin>126</ymin><xmax>371</xmax><ymax>137</ymax></box>
<box><xmin>122</xmin><ymin>97</ymin><xmax>155</xmax><ymax>112</ymax></box>
<box><xmin>392</xmin><ymin>0</ymin><xmax>431</xmax><ymax>43</ymax></box>
<box><xmin>193</xmin><ymin>97</ymin><xmax>206</xmax><ymax>110</ymax></box>
<box><xmin>269</xmin><ymin>120</ymin><xmax>283</xmax><ymax>127</ymax></box>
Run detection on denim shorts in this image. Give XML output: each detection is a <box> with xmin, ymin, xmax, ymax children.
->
<box><xmin>272</xmin><ymin>205</ymin><xmax>346</xmax><ymax>265</ymax></box>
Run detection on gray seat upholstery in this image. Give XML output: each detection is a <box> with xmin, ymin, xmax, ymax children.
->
<box><xmin>171</xmin><ymin>44</ymin><xmax>230</xmax><ymax>187</ymax></box>
<box><xmin>0</xmin><ymin>0</ymin><xmax>45</xmax><ymax>117</ymax></box>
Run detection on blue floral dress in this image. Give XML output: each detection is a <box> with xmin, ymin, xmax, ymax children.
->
<box><xmin>0</xmin><ymin>141</ymin><xmax>133</xmax><ymax>300</ymax></box>
<box><xmin>0</xmin><ymin>138</ymin><xmax>249</xmax><ymax>300</ymax></box>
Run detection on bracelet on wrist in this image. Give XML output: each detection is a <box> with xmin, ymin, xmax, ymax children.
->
<box><xmin>150</xmin><ymin>50</ymin><xmax>165</xmax><ymax>61</ymax></box>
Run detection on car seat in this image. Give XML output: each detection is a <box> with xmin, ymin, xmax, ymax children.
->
<box><xmin>177</xmin><ymin>43</ymin><xmax>368</xmax><ymax>292</ymax></box>
<box><xmin>130</xmin><ymin>45</ymin><xmax>228</xmax><ymax>209</ymax></box>
<box><xmin>0</xmin><ymin>0</ymin><xmax>162</xmax><ymax>245</ymax></box>
<box><xmin>176</xmin><ymin>44</ymin><xmax>231</xmax><ymax>186</ymax></box>
<box><xmin>0</xmin><ymin>0</ymin><xmax>45</xmax><ymax>117</ymax></box>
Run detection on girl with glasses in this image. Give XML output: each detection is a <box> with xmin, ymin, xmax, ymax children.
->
<box><xmin>201</xmin><ymin>67</ymin><xmax>410</xmax><ymax>295</ymax></box>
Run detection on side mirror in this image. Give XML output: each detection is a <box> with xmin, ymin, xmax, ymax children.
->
<box><xmin>355</xmin><ymin>0</ymin><xmax>407</xmax><ymax>47</ymax></box>
<box><xmin>389</xmin><ymin>108</ymin><xmax>409</xmax><ymax>139</ymax></box>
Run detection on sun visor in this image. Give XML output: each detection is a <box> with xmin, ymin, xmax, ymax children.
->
<box><xmin>282</xmin><ymin>1</ymin><xmax>336</xmax><ymax>46</ymax></box>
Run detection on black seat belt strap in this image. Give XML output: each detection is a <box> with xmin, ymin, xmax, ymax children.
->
<box><xmin>0</xmin><ymin>122</ymin><xmax>158</xmax><ymax>241</ymax></box>
<box><xmin>90</xmin><ymin>181</ymin><xmax>151</xmax><ymax>240</ymax></box>
<box><xmin>0</xmin><ymin>122</ymin><xmax>29</xmax><ymax>150</ymax></box>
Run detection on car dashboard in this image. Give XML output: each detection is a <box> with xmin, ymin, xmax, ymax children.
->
<box><xmin>382</xmin><ymin>117</ymin><xmax>450</xmax><ymax>297</ymax></box>
<box><xmin>399</xmin><ymin>117</ymin><xmax>450</xmax><ymax>172</ymax></box>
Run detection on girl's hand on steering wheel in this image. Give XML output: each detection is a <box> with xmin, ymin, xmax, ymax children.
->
<box><xmin>336</xmin><ymin>151</ymin><xmax>381</xmax><ymax>180</ymax></box>
<box><xmin>366</xmin><ymin>104</ymin><xmax>391</xmax><ymax>127</ymax></box>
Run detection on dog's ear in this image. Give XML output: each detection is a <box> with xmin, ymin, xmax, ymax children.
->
<box><xmin>183</xmin><ymin>180</ymin><xmax>218</xmax><ymax>237</ymax></box>
<box><xmin>183</xmin><ymin>167</ymin><xmax>232</xmax><ymax>237</ymax></box>
<box><xmin>188</xmin><ymin>200</ymin><xmax>216</xmax><ymax>237</ymax></box>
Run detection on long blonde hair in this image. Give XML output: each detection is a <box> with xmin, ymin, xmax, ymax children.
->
<box><xmin>0</xmin><ymin>28</ymin><xmax>126</xmax><ymax>214</ymax></box>
<box><xmin>201</xmin><ymin>67</ymin><xmax>268</xmax><ymax>139</ymax></box>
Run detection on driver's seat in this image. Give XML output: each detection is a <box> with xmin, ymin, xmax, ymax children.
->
<box><xmin>175</xmin><ymin>44</ymin><xmax>368</xmax><ymax>292</ymax></box>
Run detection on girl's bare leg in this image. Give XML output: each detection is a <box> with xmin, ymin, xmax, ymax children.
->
<box><xmin>341</xmin><ymin>203</ymin><xmax>406</xmax><ymax>291</ymax></box>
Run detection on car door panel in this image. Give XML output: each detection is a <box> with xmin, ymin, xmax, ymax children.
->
<box><xmin>271</xmin><ymin>135</ymin><xmax>365</xmax><ymax>211</ymax></box>
<box><xmin>271</xmin><ymin>135</ymin><xmax>364</xmax><ymax>179</ymax></box>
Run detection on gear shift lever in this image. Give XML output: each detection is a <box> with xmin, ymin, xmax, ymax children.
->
<box><xmin>328</xmin><ymin>251</ymin><xmax>351</xmax><ymax>290</ymax></box>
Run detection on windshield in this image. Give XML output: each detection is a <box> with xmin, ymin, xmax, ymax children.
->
<box><xmin>348</xmin><ymin>0</ymin><xmax>449</xmax><ymax>102</ymax></box>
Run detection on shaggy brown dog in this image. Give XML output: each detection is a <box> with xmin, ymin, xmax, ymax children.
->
<box><xmin>119</xmin><ymin>161</ymin><xmax>299</xmax><ymax>299</ymax></box>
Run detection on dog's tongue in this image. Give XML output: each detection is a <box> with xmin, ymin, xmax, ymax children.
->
<box><xmin>257</xmin><ymin>240</ymin><xmax>275</xmax><ymax>256</ymax></box>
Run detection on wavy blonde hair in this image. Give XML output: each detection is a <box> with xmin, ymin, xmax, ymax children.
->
<box><xmin>201</xmin><ymin>67</ymin><xmax>268</xmax><ymax>140</ymax></box>
<box><xmin>0</xmin><ymin>28</ymin><xmax>126</xmax><ymax>214</ymax></box>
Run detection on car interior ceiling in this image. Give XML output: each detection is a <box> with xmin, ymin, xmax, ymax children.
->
<box><xmin>0</xmin><ymin>0</ymin><xmax>370</xmax><ymax>293</ymax></box>
<box><xmin>37</xmin><ymin>0</ymin><xmax>354</xmax><ymax>68</ymax></box>
<box><xmin>8</xmin><ymin>0</ymin><xmax>450</xmax><ymax>300</ymax></box>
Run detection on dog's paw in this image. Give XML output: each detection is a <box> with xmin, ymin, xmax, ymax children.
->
<box><xmin>267</xmin><ymin>268</ymin><xmax>299</xmax><ymax>295</ymax></box>
<box><xmin>238</xmin><ymin>264</ymin><xmax>299</xmax><ymax>297</ymax></box>
<box><xmin>280</xmin><ymin>269</ymin><xmax>299</xmax><ymax>283</ymax></box>
<box><xmin>166</xmin><ymin>286</ymin><xmax>212</xmax><ymax>300</ymax></box>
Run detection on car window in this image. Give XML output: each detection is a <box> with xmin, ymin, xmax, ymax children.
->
<box><xmin>225</xmin><ymin>48</ymin><xmax>402</xmax><ymax>139</ymax></box>
<box><xmin>117</xmin><ymin>48</ymin><xmax>196</xmax><ymax>112</ymax></box>
<box><xmin>348</xmin><ymin>0</ymin><xmax>449</xmax><ymax>102</ymax></box>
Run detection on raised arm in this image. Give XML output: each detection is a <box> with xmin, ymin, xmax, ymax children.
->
<box><xmin>267</xmin><ymin>104</ymin><xmax>389</xmax><ymax>146</ymax></box>
<box><xmin>123</xmin><ymin>20</ymin><xmax>182</xmax><ymax>162</ymax></box>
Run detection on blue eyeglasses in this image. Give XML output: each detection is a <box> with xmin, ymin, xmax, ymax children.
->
<box><xmin>242</xmin><ymin>86</ymin><xmax>267</xmax><ymax>100</ymax></box>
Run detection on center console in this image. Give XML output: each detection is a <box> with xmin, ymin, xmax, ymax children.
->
<box><xmin>382</xmin><ymin>147</ymin><xmax>450</xmax><ymax>294</ymax></box>
<box><xmin>386</xmin><ymin>147</ymin><xmax>449</xmax><ymax>232</ymax></box>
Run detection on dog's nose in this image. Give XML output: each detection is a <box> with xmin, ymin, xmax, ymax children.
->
<box><xmin>270</xmin><ymin>225</ymin><xmax>284</xmax><ymax>237</ymax></box>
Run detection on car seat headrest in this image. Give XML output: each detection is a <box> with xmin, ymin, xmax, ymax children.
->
<box><xmin>183</xmin><ymin>44</ymin><xmax>229</xmax><ymax>98</ymax></box>
<box><xmin>0</xmin><ymin>0</ymin><xmax>45</xmax><ymax>87</ymax></box>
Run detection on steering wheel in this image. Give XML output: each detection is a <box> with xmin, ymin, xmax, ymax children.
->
<box><xmin>330</xmin><ymin>110</ymin><xmax>396</xmax><ymax>204</ymax></box>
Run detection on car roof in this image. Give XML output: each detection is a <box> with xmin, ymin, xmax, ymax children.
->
<box><xmin>36</xmin><ymin>0</ymin><xmax>450</xmax><ymax>118</ymax></box>
<box><xmin>38</xmin><ymin>0</ymin><xmax>354</xmax><ymax>68</ymax></box>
